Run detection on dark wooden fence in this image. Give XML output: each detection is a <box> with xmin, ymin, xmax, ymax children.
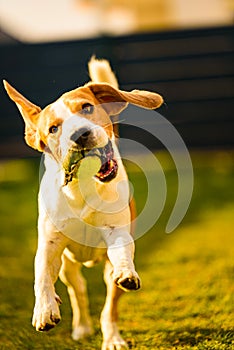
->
<box><xmin>0</xmin><ymin>25</ymin><xmax>234</xmax><ymax>158</ymax></box>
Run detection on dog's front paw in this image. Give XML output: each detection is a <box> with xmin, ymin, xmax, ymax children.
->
<box><xmin>32</xmin><ymin>294</ymin><xmax>61</xmax><ymax>332</ymax></box>
<box><xmin>113</xmin><ymin>270</ymin><xmax>141</xmax><ymax>292</ymax></box>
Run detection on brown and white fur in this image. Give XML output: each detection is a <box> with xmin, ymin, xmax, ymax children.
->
<box><xmin>3</xmin><ymin>57</ymin><xmax>163</xmax><ymax>350</ymax></box>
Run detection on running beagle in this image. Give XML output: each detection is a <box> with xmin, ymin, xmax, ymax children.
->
<box><xmin>4</xmin><ymin>57</ymin><xmax>163</xmax><ymax>349</ymax></box>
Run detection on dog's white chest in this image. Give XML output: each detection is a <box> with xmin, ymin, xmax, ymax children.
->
<box><xmin>39</xmin><ymin>154</ymin><xmax>131</xmax><ymax>248</ymax></box>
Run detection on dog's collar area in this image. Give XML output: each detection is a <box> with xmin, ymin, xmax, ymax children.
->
<box><xmin>63</xmin><ymin>140</ymin><xmax>118</xmax><ymax>186</ymax></box>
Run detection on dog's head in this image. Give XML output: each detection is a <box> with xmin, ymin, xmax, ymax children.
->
<box><xmin>3</xmin><ymin>80</ymin><xmax>163</xmax><ymax>183</ymax></box>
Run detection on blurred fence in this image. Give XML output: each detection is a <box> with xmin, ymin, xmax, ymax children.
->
<box><xmin>0</xmin><ymin>25</ymin><xmax>234</xmax><ymax>158</ymax></box>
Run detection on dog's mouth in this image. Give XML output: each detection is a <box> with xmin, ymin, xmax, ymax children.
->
<box><xmin>95</xmin><ymin>141</ymin><xmax>118</xmax><ymax>182</ymax></box>
<box><xmin>63</xmin><ymin>140</ymin><xmax>118</xmax><ymax>185</ymax></box>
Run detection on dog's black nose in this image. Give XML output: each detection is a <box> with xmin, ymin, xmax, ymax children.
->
<box><xmin>70</xmin><ymin>128</ymin><xmax>91</xmax><ymax>145</ymax></box>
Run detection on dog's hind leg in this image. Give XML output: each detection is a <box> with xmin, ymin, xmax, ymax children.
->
<box><xmin>59</xmin><ymin>250</ymin><xmax>93</xmax><ymax>340</ymax></box>
<box><xmin>101</xmin><ymin>259</ymin><xmax>128</xmax><ymax>350</ymax></box>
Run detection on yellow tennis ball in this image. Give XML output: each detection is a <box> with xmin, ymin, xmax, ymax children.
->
<box><xmin>78</xmin><ymin>155</ymin><xmax>102</xmax><ymax>179</ymax></box>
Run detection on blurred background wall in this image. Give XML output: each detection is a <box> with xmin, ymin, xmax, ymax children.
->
<box><xmin>0</xmin><ymin>0</ymin><xmax>233</xmax><ymax>41</ymax></box>
<box><xmin>0</xmin><ymin>0</ymin><xmax>233</xmax><ymax>157</ymax></box>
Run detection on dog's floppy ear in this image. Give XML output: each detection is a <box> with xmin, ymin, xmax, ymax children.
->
<box><xmin>88</xmin><ymin>82</ymin><xmax>163</xmax><ymax>115</ymax></box>
<box><xmin>3</xmin><ymin>80</ymin><xmax>44</xmax><ymax>151</ymax></box>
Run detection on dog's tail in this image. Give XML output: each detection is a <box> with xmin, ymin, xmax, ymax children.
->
<box><xmin>88</xmin><ymin>56</ymin><xmax>120</xmax><ymax>137</ymax></box>
<box><xmin>88</xmin><ymin>56</ymin><xmax>119</xmax><ymax>89</ymax></box>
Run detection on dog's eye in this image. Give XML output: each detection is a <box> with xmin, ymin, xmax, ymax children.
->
<box><xmin>82</xmin><ymin>103</ymin><xmax>94</xmax><ymax>115</ymax></box>
<box><xmin>49</xmin><ymin>125</ymin><xmax>59</xmax><ymax>134</ymax></box>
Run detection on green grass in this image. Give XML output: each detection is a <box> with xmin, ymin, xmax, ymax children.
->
<box><xmin>0</xmin><ymin>151</ymin><xmax>233</xmax><ymax>349</ymax></box>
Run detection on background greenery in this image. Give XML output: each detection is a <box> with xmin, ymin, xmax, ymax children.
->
<box><xmin>0</xmin><ymin>150</ymin><xmax>233</xmax><ymax>349</ymax></box>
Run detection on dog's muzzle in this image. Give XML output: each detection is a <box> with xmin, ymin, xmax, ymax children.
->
<box><xmin>63</xmin><ymin>140</ymin><xmax>118</xmax><ymax>186</ymax></box>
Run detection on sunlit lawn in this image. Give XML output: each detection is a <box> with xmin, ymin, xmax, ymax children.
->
<box><xmin>0</xmin><ymin>151</ymin><xmax>233</xmax><ymax>349</ymax></box>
